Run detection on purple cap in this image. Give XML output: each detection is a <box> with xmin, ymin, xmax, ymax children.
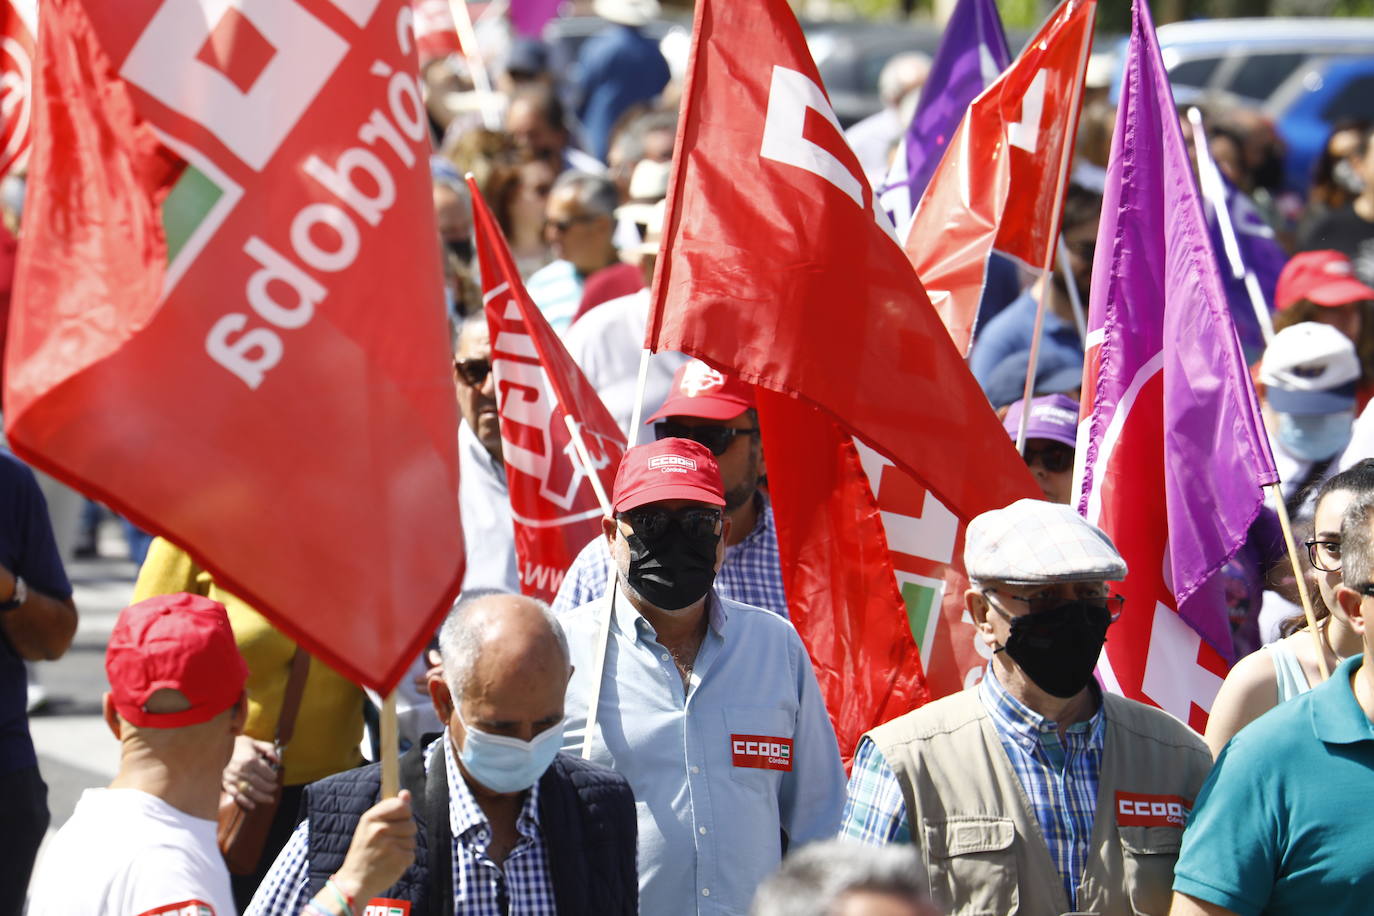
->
<box><xmin>1002</xmin><ymin>394</ymin><xmax>1079</xmax><ymax>449</ymax></box>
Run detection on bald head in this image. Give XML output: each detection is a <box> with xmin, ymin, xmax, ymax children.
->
<box><xmin>438</xmin><ymin>593</ymin><xmax>570</xmax><ymax>701</ymax></box>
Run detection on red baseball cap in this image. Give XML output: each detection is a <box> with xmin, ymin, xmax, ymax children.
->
<box><xmin>1275</xmin><ymin>250</ymin><xmax>1374</xmax><ymax>311</ymax></box>
<box><xmin>612</xmin><ymin>438</ymin><xmax>726</xmax><ymax>513</ymax></box>
<box><xmin>106</xmin><ymin>593</ymin><xmax>248</xmax><ymax>728</ymax></box>
<box><xmin>646</xmin><ymin>359</ymin><xmax>756</xmax><ymax>423</ymax></box>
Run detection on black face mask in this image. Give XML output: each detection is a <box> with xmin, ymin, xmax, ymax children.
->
<box><xmin>446</xmin><ymin>237</ymin><xmax>473</xmax><ymax>265</ymax></box>
<box><xmin>995</xmin><ymin>599</ymin><xmax>1112</xmax><ymax>698</ymax></box>
<box><xmin>623</xmin><ymin>528</ymin><xmax>718</xmax><ymax>611</ymax></box>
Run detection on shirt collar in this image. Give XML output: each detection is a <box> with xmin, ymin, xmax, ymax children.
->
<box><xmin>979</xmin><ymin>665</ymin><xmax>1104</xmax><ymax>755</ymax></box>
<box><xmin>438</xmin><ymin>730</ymin><xmax>542</xmax><ymax>842</ymax></box>
<box><xmin>1311</xmin><ymin>654</ymin><xmax>1374</xmax><ymax>745</ymax></box>
<box><xmin>611</xmin><ymin>584</ymin><xmax>729</xmax><ymax>640</ymax></box>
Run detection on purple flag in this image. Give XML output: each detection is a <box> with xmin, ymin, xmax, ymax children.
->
<box><xmin>510</xmin><ymin>0</ymin><xmax>562</xmax><ymax>37</ymax></box>
<box><xmin>1209</xmin><ymin>177</ymin><xmax>1287</xmax><ymax>362</ymax></box>
<box><xmin>878</xmin><ymin>0</ymin><xmax>1010</xmax><ymax>229</ymax></box>
<box><xmin>1075</xmin><ymin>0</ymin><xmax>1277</xmax><ymax>727</ymax></box>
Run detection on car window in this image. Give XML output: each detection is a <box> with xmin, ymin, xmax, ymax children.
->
<box><xmin>1322</xmin><ymin>74</ymin><xmax>1374</xmax><ymax>121</ymax></box>
<box><xmin>1169</xmin><ymin>56</ymin><xmax>1222</xmax><ymax>89</ymax></box>
<box><xmin>1227</xmin><ymin>52</ymin><xmax>1307</xmax><ymax>101</ymax></box>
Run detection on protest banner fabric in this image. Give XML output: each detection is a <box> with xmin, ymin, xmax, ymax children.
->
<box><xmin>878</xmin><ymin>0</ymin><xmax>1009</xmax><ymax>230</ymax></box>
<box><xmin>0</xmin><ymin>0</ymin><xmax>34</xmax><ymax>179</ymax></box>
<box><xmin>650</xmin><ymin>0</ymin><xmax>1040</xmax><ymax>746</ymax></box>
<box><xmin>904</xmin><ymin>0</ymin><xmax>1095</xmax><ymax>355</ymax></box>
<box><xmin>1077</xmin><ymin>0</ymin><xmax>1278</xmax><ymax>731</ymax></box>
<box><xmin>647</xmin><ymin>0</ymin><xmax>1032</xmax><ymax>527</ymax></box>
<box><xmin>470</xmin><ymin>177</ymin><xmax>625</xmax><ymax>603</ymax></box>
<box><xmin>4</xmin><ymin>0</ymin><xmax>462</xmax><ymax>693</ymax></box>
<box><xmin>755</xmin><ymin>389</ymin><xmax>927</xmax><ymax>765</ymax></box>
<box><xmin>411</xmin><ymin>0</ymin><xmax>462</xmax><ymax>65</ymax></box>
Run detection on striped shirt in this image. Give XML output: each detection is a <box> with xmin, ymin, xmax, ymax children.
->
<box><xmin>524</xmin><ymin>259</ymin><xmax>583</xmax><ymax>335</ymax></box>
<box><xmin>841</xmin><ymin>668</ymin><xmax>1105</xmax><ymax>908</ymax></box>
<box><xmin>551</xmin><ymin>497</ymin><xmax>786</xmax><ymax>617</ymax></box>
<box><xmin>245</xmin><ymin>734</ymin><xmax>557</xmax><ymax>915</ymax></box>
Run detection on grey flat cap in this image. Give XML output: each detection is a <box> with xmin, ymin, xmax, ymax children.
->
<box><xmin>965</xmin><ymin>498</ymin><xmax>1127</xmax><ymax>585</ymax></box>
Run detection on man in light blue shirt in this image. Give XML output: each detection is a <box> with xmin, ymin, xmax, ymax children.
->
<box><xmin>560</xmin><ymin>437</ymin><xmax>846</xmax><ymax>915</ymax></box>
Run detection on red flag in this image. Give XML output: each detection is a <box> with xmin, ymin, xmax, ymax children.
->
<box><xmin>904</xmin><ymin>0</ymin><xmax>1096</xmax><ymax>355</ymax></box>
<box><xmin>0</xmin><ymin>0</ymin><xmax>35</xmax><ymax>179</ymax></box>
<box><xmin>647</xmin><ymin>0</ymin><xmax>1031</xmax><ymax>526</ymax></box>
<box><xmin>411</xmin><ymin>0</ymin><xmax>461</xmax><ymax>66</ymax></box>
<box><xmin>4</xmin><ymin>0</ymin><xmax>462</xmax><ymax>693</ymax></box>
<box><xmin>756</xmin><ymin>389</ymin><xmax>926</xmax><ymax>765</ymax></box>
<box><xmin>469</xmin><ymin>177</ymin><xmax>625</xmax><ymax>602</ymax></box>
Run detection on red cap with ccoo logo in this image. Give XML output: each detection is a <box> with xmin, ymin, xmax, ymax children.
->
<box><xmin>612</xmin><ymin>438</ymin><xmax>726</xmax><ymax>512</ymax></box>
<box><xmin>647</xmin><ymin>359</ymin><xmax>756</xmax><ymax>423</ymax></box>
<box><xmin>1276</xmin><ymin>250</ymin><xmax>1374</xmax><ymax>311</ymax></box>
<box><xmin>106</xmin><ymin>592</ymin><xmax>249</xmax><ymax>728</ymax></box>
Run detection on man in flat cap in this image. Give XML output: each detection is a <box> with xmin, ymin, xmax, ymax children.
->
<box><xmin>840</xmin><ymin>499</ymin><xmax>1211</xmax><ymax>916</ymax></box>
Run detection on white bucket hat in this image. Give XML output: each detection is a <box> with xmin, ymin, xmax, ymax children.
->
<box><xmin>594</xmin><ymin>0</ymin><xmax>661</xmax><ymax>26</ymax></box>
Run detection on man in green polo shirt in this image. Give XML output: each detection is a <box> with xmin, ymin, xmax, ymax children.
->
<box><xmin>1170</xmin><ymin>489</ymin><xmax>1374</xmax><ymax>916</ymax></box>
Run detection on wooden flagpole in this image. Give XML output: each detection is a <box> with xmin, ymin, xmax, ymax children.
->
<box><xmin>1268</xmin><ymin>483</ymin><xmax>1330</xmax><ymax>681</ymax></box>
<box><xmin>380</xmin><ymin>691</ymin><xmax>400</xmax><ymax>797</ymax></box>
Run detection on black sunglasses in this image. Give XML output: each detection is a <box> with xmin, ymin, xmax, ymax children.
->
<box><xmin>454</xmin><ymin>358</ymin><xmax>492</xmax><ymax>387</ymax></box>
<box><xmin>545</xmin><ymin>213</ymin><xmax>602</xmax><ymax>234</ymax></box>
<box><xmin>620</xmin><ymin>506</ymin><xmax>723</xmax><ymax>541</ymax></box>
<box><xmin>1022</xmin><ymin>441</ymin><xmax>1074</xmax><ymax>474</ymax></box>
<box><xmin>655</xmin><ymin>421</ymin><xmax>760</xmax><ymax>456</ymax></box>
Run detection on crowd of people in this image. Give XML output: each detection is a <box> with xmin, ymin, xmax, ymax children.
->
<box><xmin>6</xmin><ymin>0</ymin><xmax>1374</xmax><ymax>914</ymax></box>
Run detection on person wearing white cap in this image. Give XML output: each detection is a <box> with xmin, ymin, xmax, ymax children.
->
<box><xmin>840</xmin><ymin>499</ymin><xmax>1211</xmax><ymax>916</ymax></box>
<box><xmin>1260</xmin><ymin>321</ymin><xmax>1363</xmax><ymax>519</ymax></box>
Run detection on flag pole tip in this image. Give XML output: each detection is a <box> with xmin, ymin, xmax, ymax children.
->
<box><xmin>464</xmin><ymin>171</ymin><xmax>476</xmax><ymax>181</ymax></box>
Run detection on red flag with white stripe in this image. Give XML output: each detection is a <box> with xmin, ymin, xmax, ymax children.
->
<box><xmin>0</xmin><ymin>0</ymin><xmax>36</xmax><ymax>178</ymax></box>
<box><xmin>904</xmin><ymin>0</ymin><xmax>1095</xmax><ymax>355</ymax></box>
<box><xmin>469</xmin><ymin>177</ymin><xmax>625</xmax><ymax>602</ymax></box>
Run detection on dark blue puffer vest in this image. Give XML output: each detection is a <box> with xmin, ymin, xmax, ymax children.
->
<box><xmin>301</xmin><ymin>739</ymin><xmax>638</xmax><ymax>915</ymax></box>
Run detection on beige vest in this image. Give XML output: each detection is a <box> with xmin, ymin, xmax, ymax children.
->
<box><xmin>867</xmin><ymin>688</ymin><xmax>1211</xmax><ymax>916</ymax></box>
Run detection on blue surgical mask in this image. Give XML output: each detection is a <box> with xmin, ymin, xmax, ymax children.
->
<box><xmin>455</xmin><ymin>713</ymin><xmax>565</xmax><ymax>794</ymax></box>
<box><xmin>1277</xmin><ymin>410</ymin><xmax>1354</xmax><ymax>462</ymax></box>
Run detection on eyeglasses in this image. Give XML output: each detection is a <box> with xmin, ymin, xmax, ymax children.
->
<box><xmin>655</xmin><ymin>422</ymin><xmax>760</xmax><ymax>456</ymax></box>
<box><xmin>544</xmin><ymin>213</ymin><xmax>601</xmax><ymax>234</ymax></box>
<box><xmin>983</xmin><ymin>589</ymin><xmax>1125</xmax><ymax>622</ymax></box>
<box><xmin>1305</xmin><ymin>538</ymin><xmax>1342</xmax><ymax>573</ymax></box>
<box><xmin>619</xmin><ymin>506</ymin><xmax>723</xmax><ymax>541</ymax></box>
<box><xmin>454</xmin><ymin>358</ymin><xmax>492</xmax><ymax>387</ymax></box>
<box><xmin>1022</xmin><ymin>442</ymin><xmax>1074</xmax><ymax>474</ymax></box>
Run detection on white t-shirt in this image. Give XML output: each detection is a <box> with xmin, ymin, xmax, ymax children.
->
<box><xmin>28</xmin><ymin>788</ymin><xmax>235</xmax><ymax>916</ymax></box>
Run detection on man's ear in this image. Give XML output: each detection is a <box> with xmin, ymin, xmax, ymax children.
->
<box><xmin>428</xmin><ymin>676</ymin><xmax>455</xmax><ymax>726</ymax></box>
<box><xmin>601</xmin><ymin>514</ymin><xmax>617</xmax><ymax>545</ymax></box>
<box><xmin>102</xmin><ymin>693</ymin><xmax>122</xmax><ymax>741</ymax></box>
<box><xmin>966</xmin><ymin>588</ymin><xmax>1000</xmax><ymax>651</ymax></box>
<box><xmin>1338</xmin><ymin>584</ymin><xmax>1367</xmax><ymax>635</ymax></box>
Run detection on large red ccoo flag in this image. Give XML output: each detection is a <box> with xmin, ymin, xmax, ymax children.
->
<box><xmin>4</xmin><ymin>0</ymin><xmax>463</xmax><ymax>693</ymax></box>
<box><xmin>647</xmin><ymin>0</ymin><xmax>1031</xmax><ymax>526</ymax></box>
<box><xmin>469</xmin><ymin>177</ymin><xmax>625</xmax><ymax>602</ymax></box>
<box><xmin>904</xmin><ymin>0</ymin><xmax>1096</xmax><ymax>355</ymax></box>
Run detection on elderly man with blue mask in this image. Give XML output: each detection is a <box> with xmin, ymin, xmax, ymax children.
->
<box><xmin>1259</xmin><ymin>321</ymin><xmax>1362</xmax><ymax>518</ymax></box>
<box><xmin>247</xmin><ymin>594</ymin><xmax>638</xmax><ymax>915</ymax></box>
<box><xmin>841</xmin><ymin>499</ymin><xmax>1212</xmax><ymax>916</ymax></box>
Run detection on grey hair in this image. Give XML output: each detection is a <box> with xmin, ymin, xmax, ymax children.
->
<box><xmin>1341</xmin><ymin>489</ymin><xmax>1374</xmax><ymax>591</ymax></box>
<box><xmin>437</xmin><ymin>591</ymin><xmax>570</xmax><ymax>697</ymax></box>
<box><xmin>450</xmin><ymin>311</ymin><xmax>487</xmax><ymax>352</ymax></box>
<box><xmin>550</xmin><ymin>170</ymin><xmax>620</xmax><ymax>219</ymax></box>
<box><xmin>750</xmin><ymin>840</ymin><xmax>931</xmax><ymax>916</ymax></box>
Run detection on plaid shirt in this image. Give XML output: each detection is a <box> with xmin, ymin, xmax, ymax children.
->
<box><xmin>551</xmin><ymin>496</ymin><xmax>787</xmax><ymax>617</ymax></box>
<box><xmin>245</xmin><ymin>734</ymin><xmax>557</xmax><ymax>915</ymax></box>
<box><xmin>841</xmin><ymin>668</ymin><xmax>1105</xmax><ymax>908</ymax></box>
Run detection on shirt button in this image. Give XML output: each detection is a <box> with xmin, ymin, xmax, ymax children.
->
<box><xmin>661</xmin><ymin>653</ymin><xmax>671</xmax><ymax>662</ymax></box>
<box><xmin>690</xmin><ymin>765</ymin><xmax>700</xmax><ymax>774</ymax></box>
<box><xmin>699</xmin><ymin>826</ymin><xmax>707</xmax><ymax>835</ymax></box>
<box><xmin>702</xmin><ymin>888</ymin><xmax>711</xmax><ymax>897</ymax></box>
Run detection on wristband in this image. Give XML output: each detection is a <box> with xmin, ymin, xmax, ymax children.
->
<box><xmin>0</xmin><ymin>576</ymin><xmax>25</xmax><ymax>612</ymax></box>
<box><xmin>325</xmin><ymin>877</ymin><xmax>356</xmax><ymax>916</ymax></box>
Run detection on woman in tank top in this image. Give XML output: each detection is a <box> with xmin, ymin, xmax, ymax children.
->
<box><xmin>1204</xmin><ymin>460</ymin><xmax>1374</xmax><ymax>757</ymax></box>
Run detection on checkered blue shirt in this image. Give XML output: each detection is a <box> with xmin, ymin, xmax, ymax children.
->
<box><xmin>244</xmin><ymin>734</ymin><xmax>557</xmax><ymax>915</ymax></box>
<box><xmin>841</xmin><ymin>668</ymin><xmax>1105</xmax><ymax>908</ymax></box>
<box><xmin>551</xmin><ymin>497</ymin><xmax>787</xmax><ymax>617</ymax></box>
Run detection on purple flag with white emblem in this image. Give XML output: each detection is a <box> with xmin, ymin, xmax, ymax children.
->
<box><xmin>878</xmin><ymin>0</ymin><xmax>1010</xmax><ymax>229</ymax></box>
<box><xmin>1075</xmin><ymin>0</ymin><xmax>1278</xmax><ymax>731</ymax></box>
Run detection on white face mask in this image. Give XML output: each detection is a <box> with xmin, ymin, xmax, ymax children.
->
<box><xmin>455</xmin><ymin>711</ymin><xmax>565</xmax><ymax>794</ymax></box>
<box><xmin>1277</xmin><ymin>410</ymin><xmax>1355</xmax><ymax>462</ymax></box>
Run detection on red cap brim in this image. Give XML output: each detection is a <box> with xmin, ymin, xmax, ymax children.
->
<box><xmin>646</xmin><ymin>395</ymin><xmax>751</xmax><ymax>424</ymax></box>
<box><xmin>614</xmin><ymin>481</ymin><xmax>727</xmax><ymax>513</ymax></box>
<box><xmin>1305</xmin><ymin>278</ymin><xmax>1374</xmax><ymax>308</ymax></box>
